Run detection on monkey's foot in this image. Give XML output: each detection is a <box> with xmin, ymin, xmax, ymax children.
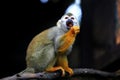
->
<box><xmin>46</xmin><ymin>66</ymin><xmax>65</xmax><ymax>77</ymax></box>
<box><xmin>64</xmin><ymin>67</ymin><xmax>74</xmax><ymax>76</ymax></box>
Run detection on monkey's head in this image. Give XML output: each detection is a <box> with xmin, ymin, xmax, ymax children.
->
<box><xmin>57</xmin><ymin>13</ymin><xmax>80</xmax><ymax>32</ymax></box>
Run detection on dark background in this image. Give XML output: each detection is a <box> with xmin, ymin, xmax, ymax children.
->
<box><xmin>1</xmin><ymin>0</ymin><xmax>120</xmax><ymax>78</ymax></box>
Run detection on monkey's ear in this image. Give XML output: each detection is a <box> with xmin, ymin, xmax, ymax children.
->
<box><xmin>56</xmin><ymin>20</ymin><xmax>61</xmax><ymax>27</ymax></box>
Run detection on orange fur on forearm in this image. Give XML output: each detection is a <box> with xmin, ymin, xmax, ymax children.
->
<box><xmin>58</xmin><ymin>29</ymin><xmax>76</xmax><ymax>53</ymax></box>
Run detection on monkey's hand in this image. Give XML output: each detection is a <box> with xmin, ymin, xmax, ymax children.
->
<box><xmin>71</xmin><ymin>26</ymin><xmax>80</xmax><ymax>35</ymax></box>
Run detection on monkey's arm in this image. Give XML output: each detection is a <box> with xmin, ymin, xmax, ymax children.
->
<box><xmin>52</xmin><ymin>26</ymin><xmax>79</xmax><ymax>76</ymax></box>
<box><xmin>57</xmin><ymin>26</ymin><xmax>80</xmax><ymax>54</ymax></box>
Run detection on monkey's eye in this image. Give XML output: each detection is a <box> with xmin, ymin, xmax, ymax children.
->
<box><xmin>71</xmin><ymin>17</ymin><xmax>74</xmax><ymax>20</ymax></box>
<box><xmin>65</xmin><ymin>17</ymin><xmax>68</xmax><ymax>19</ymax></box>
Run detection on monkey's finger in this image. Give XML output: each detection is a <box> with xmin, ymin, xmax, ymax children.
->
<box><xmin>72</xmin><ymin>26</ymin><xmax>80</xmax><ymax>34</ymax></box>
<box><xmin>64</xmin><ymin>67</ymin><xmax>74</xmax><ymax>76</ymax></box>
<box><xmin>59</xmin><ymin>68</ymin><xmax>65</xmax><ymax>77</ymax></box>
<box><xmin>45</xmin><ymin>66</ymin><xmax>65</xmax><ymax>77</ymax></box>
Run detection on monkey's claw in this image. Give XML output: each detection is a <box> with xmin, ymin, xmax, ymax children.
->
<box><xmin>58</xmin><ymin>67</ymin><xmax>66</xmax><ymax>77</ymax></box>
<box><xmin>64</xmin><ymin>67</ymin><xmax>74</xmax><ymax>76</ymax></box>
<box><xmin>46</xmin><ymin>66</ymin><xmax>65</xmax><ymax>77</ymax></box>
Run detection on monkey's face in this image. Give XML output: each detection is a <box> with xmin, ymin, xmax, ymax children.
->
<box><xmin>57</xmin><ymin>13</ymin><xmax>79</xmax><ymax>32</ymax></box>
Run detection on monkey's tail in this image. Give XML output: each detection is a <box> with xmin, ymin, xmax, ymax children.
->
<box><xmin>16</xmin><ymin>67</ymin><xmax>35</xmax><ymax>76</ymax></box>
<box><xmin>0</xmin><ymin>68</ymin><xmax>35</xmax><ymax>80</ymax></box>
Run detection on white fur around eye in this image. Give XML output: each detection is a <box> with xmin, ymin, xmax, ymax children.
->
<box><xmin>62</xmin><ymin>15</ymin><xmax>69</xmax><ymax>20</ymax></box>
<box><xmin>65</xmin><ymin>17</ymin><xmax>68</xmax><ymax>19</ymax></box>
<box><xmin>71</xmin><ymin>17</ymin><xmax>74</xmax><ymax>20</ymax></box>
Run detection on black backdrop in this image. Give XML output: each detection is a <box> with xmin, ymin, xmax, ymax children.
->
<box><xmin>0</xmin><ymin>0</ymin><xmax>73</xmax><ymax>78</ymax></box>
<box><xmin>1</xmin><ymin>0</ymin><xmax>119</xmax><ymax>78</ymax></box>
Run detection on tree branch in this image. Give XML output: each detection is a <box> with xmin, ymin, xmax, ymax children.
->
<box><xmin>1</xmin><ymin>68</ymin><xmax>120</xmax><ymax>80</ymax></box>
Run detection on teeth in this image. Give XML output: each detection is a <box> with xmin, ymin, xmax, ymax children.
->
<box><xmin>69</xmin><ymin>24</ymin><xmax>73</xmax><ymax>27</ymax></box>
<box><xmin>66</xmin><ymin>20</ymin><xmax>73</xmax><ymax>27</ymax></box>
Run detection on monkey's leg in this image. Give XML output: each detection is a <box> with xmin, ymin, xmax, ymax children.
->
<box><xmin>57</xmin><ymin>55</ymin><xmax>73</xmax><ymax>76</ymax></box>
<box><xmin>44</xmin><ymin>57</ymin><xmax>65</xmax><ymax>77</ymax></box>
<box><xmin>45</xmin><ymin>66</ymin><xmax>65</xmax><ymax>77</ymax></box>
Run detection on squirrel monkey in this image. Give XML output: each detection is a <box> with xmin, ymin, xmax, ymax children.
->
<box><xmin>19</xmin><ymin>13</ymin><xmax>80</xmax><ymax>77</ymax></box>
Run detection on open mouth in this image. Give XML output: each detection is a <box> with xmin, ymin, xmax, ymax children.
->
<box><xmin>66</xmin><ymin>19</ymin><xmax>73</xmax><ymax>29</ymax></box>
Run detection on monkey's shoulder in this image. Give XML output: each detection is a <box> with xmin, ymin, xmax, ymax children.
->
<box><xmin>30</xmin><ymin>26</ymin><xmax>59</xmax><ymax>41</ymax></box>
<box><xmin>43</xmin><ymin>26</ymin><xmax>58</xmax><ymax>35</ymax></box>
